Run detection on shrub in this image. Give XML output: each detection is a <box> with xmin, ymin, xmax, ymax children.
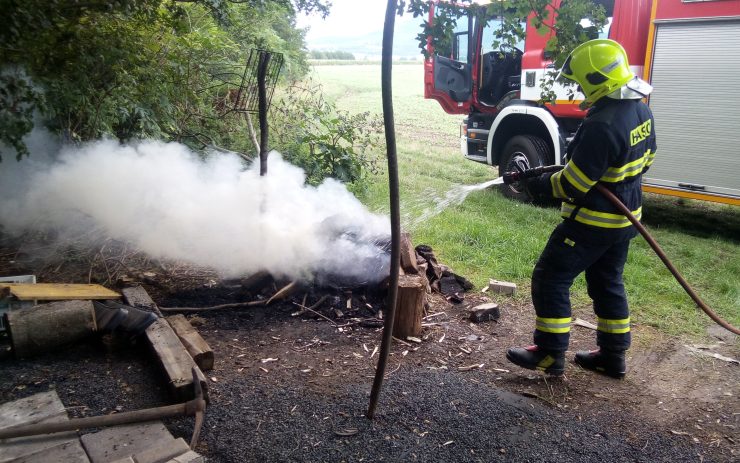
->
<box><xmin>269</xmin><ymin>79</ymin><xmax>383</xmax><ymax>189</ymax></box>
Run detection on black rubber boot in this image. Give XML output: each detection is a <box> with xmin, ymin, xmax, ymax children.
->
<box><xmin>506</xmin><ymin>345</ymin><xmax>565</xmax><ymax>376</ymax></box>
<box><xmin>574</xmin><ymin>349</ymin><xmax>626</xmax><ymax>379</ymax></box>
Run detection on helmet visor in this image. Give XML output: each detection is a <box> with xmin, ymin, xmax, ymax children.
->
<box><xmin>557</xmin><ymin>55</ymin><xmax>575</xmax><ymax>82</ymax></box>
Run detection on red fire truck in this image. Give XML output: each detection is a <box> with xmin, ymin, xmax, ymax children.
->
<box><xmin>424</xmin><ymin>0</ymin><xmax>740</xmax><ymax>205</ymax></box>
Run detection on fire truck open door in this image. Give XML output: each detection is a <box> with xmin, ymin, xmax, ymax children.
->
<box><xmin>424</xmin><ymin>6</ymin><xmax>474</xmax><ymax>115</ymax></box>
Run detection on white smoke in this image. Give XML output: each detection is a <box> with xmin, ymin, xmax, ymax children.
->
<box><xmin>0</xmin><ymin>137</ymin><xmax>390</xmax><ymax>283</ymax></box>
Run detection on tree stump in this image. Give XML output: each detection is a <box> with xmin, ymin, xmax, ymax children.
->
<box><xmin>392</xmin><ymin>274</ymin><xmax>426</xmax><ymax>339</ymax></box>
<box><xmin>6</xmin><ymin>300</ymin><xmax>97</xmax><ymax>358</ymax></box>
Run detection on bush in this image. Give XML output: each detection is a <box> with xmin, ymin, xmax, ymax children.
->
<box><xmin>269</xmin><ymin>79</ymin><xmax>383</xmax><ymax>189</ymax></box>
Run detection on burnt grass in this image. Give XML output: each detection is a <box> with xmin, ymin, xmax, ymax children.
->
<box><xmin>0</xmin><ymin>284</ymin><xmax>720</xmax><ymax>463</ymax></box>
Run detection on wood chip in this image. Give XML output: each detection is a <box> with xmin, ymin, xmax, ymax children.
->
<box><xmin>261</xmin><ymin>358</ymin><xmax>278</xmax><ymax>363</ymax></box>
<box><xmin>406</xmin><ymin>336</ymin><xmax>422</xmax><ymax>343</ymax></box>
<box><xmin>266</xmin><ymin>281</ymin><xmax>297</xmax><ymax>306</ymax></box>
<box><xmin>458</xmin><ymin>363</ymin><xmax>484</xmax><ymax>371</ymax></box>
<box><xmin>573</xmin><ymin>318</ymin><xmax>597</xmax><ymax>330</ymax></box>
<box><xmin>685</xmin><ymin>345</ymin><xmax>740</xmax><ymax>364</ymax></box>
<box><xmin>334</xmin><ymin>428</ymin><xmax>359</xmax><ymax>437</ymax></box>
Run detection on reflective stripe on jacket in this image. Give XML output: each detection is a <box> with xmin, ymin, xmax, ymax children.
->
<box><xmin>532</xmin><ymin>98</ymin><xmax>657</xmax><ymax>241</ymax></box>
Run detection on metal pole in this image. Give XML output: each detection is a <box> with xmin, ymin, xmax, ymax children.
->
<box><xmin>258</xmin><ymin>51</ymin><xmax>271</xmax><ymax>176</ymax></box>
<box><xmin>367</xmin><ymin>0</ymin><xmax>401</xmax><ymax>420</ymax></box>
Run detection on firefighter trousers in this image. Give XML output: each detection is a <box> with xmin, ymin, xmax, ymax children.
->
<box><xmin>531</xmin><ymin>223</ymin><xmax>632</xmax><ymax>353</ymax></box>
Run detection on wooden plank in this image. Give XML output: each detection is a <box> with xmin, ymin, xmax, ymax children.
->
<box><xmin>145</xmin><ymin>319</ymin><xmax>208</xmax><ymax>401</ymax></box>
<box><xmin>0</xmin><ymin>391</ymin><xmax>78</xmax><ymax>463</ymax></box>
<box><xmin>7</xmin><ymin>301</ymin><xmax>97</xmax><ymax>358</ymax></box>
<box><xmin>0</xmin><ymin>391</ymin><xmax>66</xmax><ymax>429</ymax></box>
<box><xmin>167</xmin><ymin>451</ymin><xmax>204</xmax><ymax>463</ymax></box>
<box><xmin>399</xmin><ymin>232</ymin><xmax>419</xmax><ymax>274</ymax></box>
<box><xmin>123</xmin><ymin>287</ymin><xmax>207</xmax><ymax>402</ymax></box>
<box><xmin>121</xmin><ymin>286</ymin><xmax>162</xmax><ymax>317</ymax></box>
<box><xmin>166</xmin><ymin>315</ymin><xmax>214</xmax><ymax>371</ymax></box>
<box><xmin>131</xmin><ymin>437</ymin><xmax>190</xmax><ymax>463</ymax></box>
<box><xmin>80</xmin><ymin>422</ymin><xmax>173</xmax><ymax>463</ymax></box>
<box><xmin>0</xmin><ymin>284</ymin><xmax>120</xmax><ymax>302</ymax></box>
<box><xmin>10</xmin><ymin>440</ymin><xmax>90</xmax><ymax>463</ymax></box>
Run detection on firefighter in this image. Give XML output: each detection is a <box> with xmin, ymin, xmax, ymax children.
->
<box><xmin>506</xmin><ymin>39</ymin><xmax>656</xmax><ymax>378</ymax></box>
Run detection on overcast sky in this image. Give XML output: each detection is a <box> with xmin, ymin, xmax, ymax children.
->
<box><xmin>296</xmin><ymin>0</ymin><xmax>413</xmax><ymax>49</ymax></box>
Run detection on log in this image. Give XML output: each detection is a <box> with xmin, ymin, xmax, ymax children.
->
<box><xmin>392</xmin><ymin>275</ymin><xmax>426</xmax><ymax>339</ymax></box>
<box><xmin>6</xmin><ymin>300</ymin><xmax>97</xmax><ymax>358</ymax></box>
<box><xmin>400</xmin><ymin>233</ymin><xmax>419</xmax><ymax>274</ymax></box>
<box><xmin>166</xmin><ymin>315</ymin><xmax>214</xmax><ymax>371</ymax></box>
<box><xmin>122</xmin><ymin>287</ymin><xmax>207</xmax><ymax>402</ymax></box>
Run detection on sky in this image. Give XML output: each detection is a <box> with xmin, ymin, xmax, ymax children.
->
<box><xmin>295</xmin><ymin>0</ymin><xmax>418</xmax><ymax>56</ymax></box>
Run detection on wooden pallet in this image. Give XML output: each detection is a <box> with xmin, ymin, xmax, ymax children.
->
<box><xmin>0</xmin><ymin>392</ymin><xmax>204</xmax><ymax>463</ymax></box>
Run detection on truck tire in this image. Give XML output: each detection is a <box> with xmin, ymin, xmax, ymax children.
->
<box><xmin>498</xmin><ymin>135</ymin><xmax>553</xmax><ymax>204</ymax></box>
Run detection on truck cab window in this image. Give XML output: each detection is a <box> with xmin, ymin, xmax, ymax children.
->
<box><xmin>580</xmin><ymin>0</ymin><xmax>614</xmax><ymax>39</ymax></box>
<box><xmin>453</xmin><ymin>27</ymin><xmax>469</xmax><ymax>63</ymax></box>
<box><xmin>433</xmin><ymin>5</ymin><xmax>472</xmax><ymax>63</ymax></box>
<box><xmin>480</xmin><ymin>18</ymin><xmax>526</xmax><ymax>55</ymax></box>
<box><xmin>478</xmin><ymin>17</ymin><xmax>526</xmax><ymax>106</ymax></box>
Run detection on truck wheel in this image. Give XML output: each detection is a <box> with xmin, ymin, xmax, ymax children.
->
<box><xmin>498</xmin><ymin>135</ymin><xmax>553</xmax><ymax>203</ymax></box>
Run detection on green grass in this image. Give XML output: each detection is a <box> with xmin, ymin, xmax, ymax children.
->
<box><xmin>310</xmin><ymin>63</ymin><xmax>740</xmax><ymax>339</ymax></box>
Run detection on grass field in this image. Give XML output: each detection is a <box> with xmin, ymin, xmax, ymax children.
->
<box><xmin>309</xmin><ymin>63</ymin><xmax>740</xmax><ymax>339</ymax></box>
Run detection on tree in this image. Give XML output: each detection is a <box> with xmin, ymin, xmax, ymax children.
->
<box><xmin>402</xmin><ymin>0</ymin><xmax>609</xmax><ymax>100</ymax></box>
<box><xmin>0</xmin><ymin>0</ymin><xmax>330</xmax><ymax>160</ymax></box>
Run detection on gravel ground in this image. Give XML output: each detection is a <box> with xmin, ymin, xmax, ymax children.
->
<box><xmin>178</xmin><ymin>368</ymin><xmax>706</xmax><ymax>463</ymax></box>
<box><xmin>0</xmin><ymin>286</ymin><xmax>734</xmax><ymax>462</ymax></box>
<box><xmin>0</xmin><ymin>338</ymin><xmax>706</xmax><ymax>463</ymax></box>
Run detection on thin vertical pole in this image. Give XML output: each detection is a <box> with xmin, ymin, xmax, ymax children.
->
<box><xmin>367</xmin><ymin>0</ymin><xmax>401</xmax><ymax>420</ymax></box>
<box><xmin>257</xmin><ymin>51</ymin><xmax>271</xmax><ymax>176</ymax></box>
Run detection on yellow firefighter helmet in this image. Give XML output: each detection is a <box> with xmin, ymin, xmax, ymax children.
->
<box><xmin>559</xmin><ymin>39</ymin><xmax>635</xmax><ymax>106</ymax></box>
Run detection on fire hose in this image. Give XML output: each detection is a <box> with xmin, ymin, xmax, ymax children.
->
<box><xmin>506</xmin><ymin>164</ymin><xmax>740</xmax><ymax>336</ymax></box>
<box><xmin>370</xmin><ymin>0</ymin><xmax>738</xmax><ymax>421</ymax></box>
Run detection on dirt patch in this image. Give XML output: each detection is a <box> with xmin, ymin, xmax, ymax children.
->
<box><xmin>2</xmin><ymin>273</ymin><xmax>736</xmax><ymax>462</ymax></box>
